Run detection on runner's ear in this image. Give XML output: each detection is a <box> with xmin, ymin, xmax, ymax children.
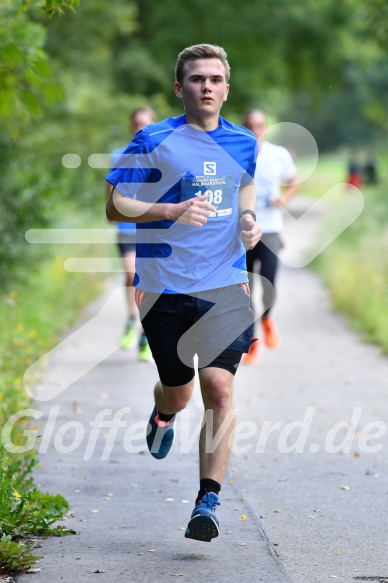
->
<box><xmin>174</xmin><ymin>81</ymin><xmax>183</xmax><ymax>99</ymax></box>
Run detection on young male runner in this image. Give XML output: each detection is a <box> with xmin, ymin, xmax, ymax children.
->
<box><xmin>242</xmin><ymin>109</ymin><xmax>298</xmax><ymax>364</ymax></box>
<box><xmin>107</xmin><ymin>107</ymin><xmax>155</xmax><ymax>359</ymax></box>
<box><xmin>106</xmin><ymin>44</ymin><xmax>261</xmax><ymax>542</ymax></box>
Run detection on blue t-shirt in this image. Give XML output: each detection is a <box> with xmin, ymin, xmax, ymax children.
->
<box><xmin>106</xmin><ymin>114</ymin><xmax>257</xmax><ymax>294</ymax></box>
<box><xmin>111</xmin><ymin>147</ymin><xmax>136</xmax><ymax>237</ymax></box>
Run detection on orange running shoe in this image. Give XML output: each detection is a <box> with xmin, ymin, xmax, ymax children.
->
<box><xmin>262</xmin><ymin>318</ymin><xmax>280</xmax><ymax>349</ymax></box>
<box><xmin>241</xmin><ymin>339</ymin><xmax>260</xmax><ymax>365</ymax></box>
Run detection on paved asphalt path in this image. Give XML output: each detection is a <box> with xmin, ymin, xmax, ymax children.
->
<box><xmin>17</xmin><ymin>197</ymin><xmax>388</xmax><ymax>583</ymax></box>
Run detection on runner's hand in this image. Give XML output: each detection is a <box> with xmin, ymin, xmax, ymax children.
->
<box><xmin>240</xmin><ymin>214</ymin><xmax>262</xmax><ymax>250</ymax></box>
<box><xmin>176</xmin><ymin>194</ymin><xmax>216</xmax><ymax>227</ymax></box>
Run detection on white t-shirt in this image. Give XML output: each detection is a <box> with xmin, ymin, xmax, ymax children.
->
<box><xmin>254</xmin><ymin>141</ymin><xmax>296</xmax><ymax>234</ymax></box>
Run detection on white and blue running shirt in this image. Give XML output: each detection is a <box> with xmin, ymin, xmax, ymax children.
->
<box><xmin>106</xmin><ymin>114</ymin><xmax>258</xmax><ymax>294</ymax></box>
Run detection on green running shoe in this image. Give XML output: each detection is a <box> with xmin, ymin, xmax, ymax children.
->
<box><xmin>120</xmin><ymin>318</ymin><xmax>137</xmax><ymax>350</ymax></box>
<box><xmin>138</xmin><ymin>333</ymin><xmax>153</xmax><ymax>361</ymax></box>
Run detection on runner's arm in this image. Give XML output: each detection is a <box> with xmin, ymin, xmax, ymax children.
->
<box><xmin>106</xmin><ymin>186</ymin><xmax>216</xmax><ymax>226</ymax></box>
<box><xmin>238</xmin><ymin>180</ymin><xmax>262</xmax><ymax>250</ymax></box>
<box><xmin>271</xmin><ymin>173</ymin><xmax>299</xmax><ymax>208</ymax></box>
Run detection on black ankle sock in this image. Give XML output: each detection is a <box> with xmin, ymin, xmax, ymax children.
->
<box><xmin>157</xmin><ymin>410</ymin><xmax>175</xmax><ymax>422</ymax></box>
<box><xmin>196</xmin><ymin>479</ymin><xmax>221</xmax><ymax>504</ymax></box>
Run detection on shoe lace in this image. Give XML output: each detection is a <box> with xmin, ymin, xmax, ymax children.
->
<box><xmin>200</xmin><ymin>491</ymin><xmax>220</xmax><ymax>510</ymax></box>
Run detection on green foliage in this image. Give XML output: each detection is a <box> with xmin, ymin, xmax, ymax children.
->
<box><xmin>0</xmin><ymin>448</ymin><xmax>75</xmax><ymax>572</ymax></box>
<box><xmin>314</xmin><ymin>160</ymin><xmax>388</xmax><ymax>353</ymax></box>
<box><xmin>281</xmin><ymin>57</ymin><xmax>388</xmax><ymax>150</ymax></box>
<box><xmin>0</xmin><ymin>534</ymin><xmax>40</xmax><ymax>573</ymax></box>
<box><xmin>119</xmin><ymin>0</ymin><xmax>358</xmax><ymax>114</ymax></box>
<box><xmin>0</xmin><ymin>221</ymin><xmax>109</xmax><ymax>428</ymax></box>
<box><xmin>359</xmin><ymin>0</ymin><xmax>388</xmax><ymax>50</ymax></box>
<box><xmin>0</xmin><ymin>452</ymin><xmax>74</xmax><ymax>537</ymax></box>
<box><xmin>0</xmin><ymin>1</ymin><xmax>64</xmax><ymax>139</ymax></box>
<box><xmin>23</xmin><ymin>0</ymin><xmax>80</xmax><ymax>17</ymax></box>
<box><xmin>0</xmin><ymin>232</ymin><xmax>109</xmax><ymax>571</ymax></box>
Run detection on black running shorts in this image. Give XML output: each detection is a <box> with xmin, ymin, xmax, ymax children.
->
<box><xmin>136</xmin><ymin>285</ymin><xmax>255</xmax><ymax>387</ymax></box>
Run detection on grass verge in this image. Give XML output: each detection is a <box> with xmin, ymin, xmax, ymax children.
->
<box><xmin>313</xmin><ymin>151</ymin><xmax>388</xmax><ymax>353</ymax></box>
<box><xmin>0</xmin><ymin>216</ymin><xmax>116</xmax><ymax>574</ymax></box>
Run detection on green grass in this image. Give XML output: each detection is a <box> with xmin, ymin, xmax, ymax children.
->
<box><xmin>0</xmin><ymin>208</ymin><xmax>116</xmax><ymax>573</ymax></box>
<box><xmin>312</xmin><ymin>150</ymin><xmax>388</xmax><ymax>353</ymax></box>
<box><xmin>298</xmin><ymin>151</ymin><xmax>348</xmax><ymax>198</ymax></box>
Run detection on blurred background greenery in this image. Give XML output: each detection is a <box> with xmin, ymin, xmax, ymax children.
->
<box><xmin>1</xmin><ymin>0</ymin><xmax>388</xmax><ymax>356</ymax></box>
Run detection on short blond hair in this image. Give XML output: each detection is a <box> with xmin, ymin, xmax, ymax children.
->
<box><xmin>175</xmin><ymin>44</ymin><xmax>230</xmax><ymax>84</ymax></box>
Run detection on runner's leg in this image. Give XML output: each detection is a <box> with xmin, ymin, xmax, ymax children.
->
<box><xmin>198</xmin><ymin>367</ymin><xmax>235</xmax><ymax>484</ymax></box>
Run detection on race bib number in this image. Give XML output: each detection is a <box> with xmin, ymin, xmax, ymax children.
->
<box><xmin>180</xmin><ymin>174</ymin><xmax>234</xmax><ymax>218</ymax></box>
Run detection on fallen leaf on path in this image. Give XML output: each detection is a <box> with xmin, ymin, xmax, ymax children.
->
<box><xmin>273</xmin><ymin>508</ymin><xmax>282</xmax><ymax>513</ymax></box>
<box><xmin>240</xmin><ymin>515</ymin><xmax>248</xmax><ymax>521</ymax></box>
<box><xmin>147</xmin><ymin>549</ymin><xmax>157</xmax><ymax>552</ymax></box>
<box><xmin>340</xmin><ymin>485</ymin><xmax>350</xmax><ymax>491</ymax></box>
<box><xmin>72</xmin><ymin>401</ymin><xmax>82</xmax><ymax>414</ymax></box>
<box><xmin>93</xmin><ymin>569</ymin><xmax>106</xmax><ymax>573</ymax></box>
<box><xmin>138</xmin><ymin>552</ymin><xmax>145</xmax><ymax>556</ymax></box>
<box><xmin>165</xmin><ymin>498</ymin><xmax>174</xmax><ymax>502</ymax></box>
<box><xmin>26</xmin><ymin>569</ymin><xmax>41</xmax><ymax>573</ymax></box>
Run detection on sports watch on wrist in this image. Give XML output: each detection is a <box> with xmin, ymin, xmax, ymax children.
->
<box><xmin>239</xmin><ymin>209</ymin><xmax>256</xmax><ymax>221</ymax></box>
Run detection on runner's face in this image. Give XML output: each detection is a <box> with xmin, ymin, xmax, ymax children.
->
<box><xmin>174</xmin><ymin>58</ymin><xmax>229</xmax><ymax>124</ymax></box>
<box><xmin>130</xmin><ymin>112</ymin><xmax>154</xmax><ymax>134</ymax></box>
<box><xmin>244</xmin><ymin>113</ymin><xmax>267</xmax><ymax>139</ymax></box>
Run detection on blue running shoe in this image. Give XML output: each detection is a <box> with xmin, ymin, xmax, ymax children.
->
<box><xmin>146</xmin><ymin>405</ymin><xmax>175</xmax><ymax>459</ymax></box>
<box><xmin>184</xmin><ymin>492</ymin><xmax>220</xmax><ymax>542</ymax></box>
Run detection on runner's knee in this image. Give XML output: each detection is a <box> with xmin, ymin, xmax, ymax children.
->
<box><xmin>161</xmin><ymin>382</ymin><xmax>193</xmax><ymax>412</ymax></box>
